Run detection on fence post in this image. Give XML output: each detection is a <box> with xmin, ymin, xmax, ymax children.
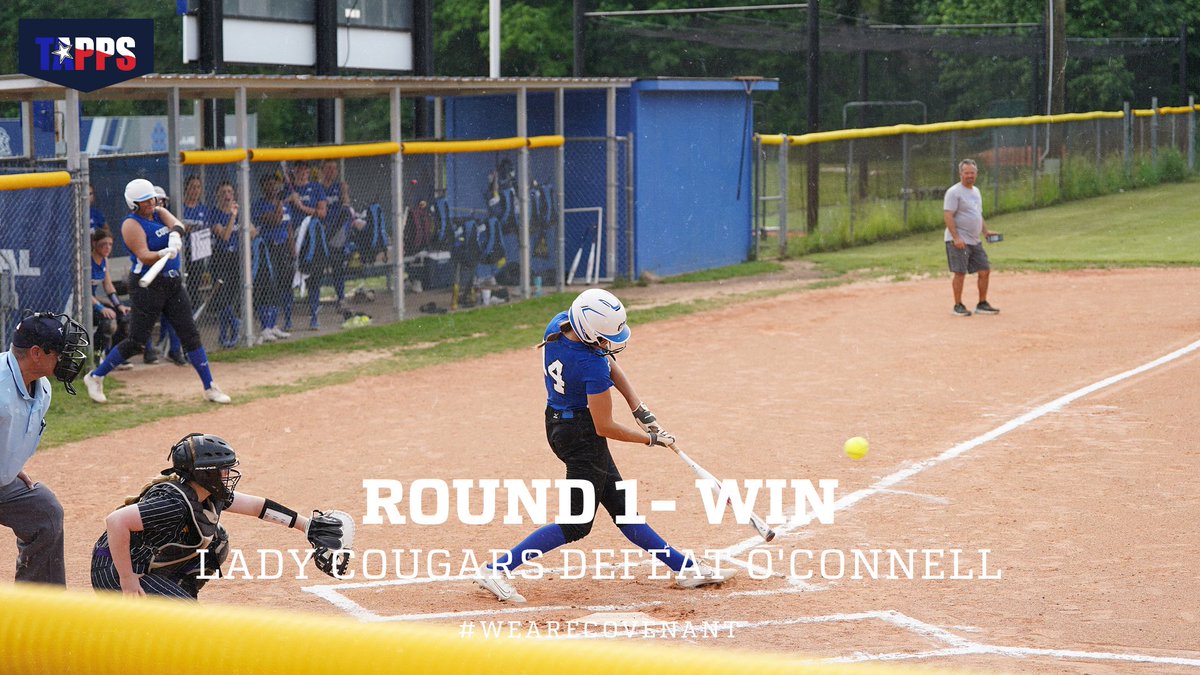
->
<box><xmin>235</xmin><ymin>86</ymin><xmax>255</xmax><ymax>346</ymax></box>
<box><xmin>992</xmin><ymin>127</ymin><xmax>1000</xmax><ymax>213</ymax></box>
<box><xmin>390</xmin><ymin>86</ymin><xmax>406</xmax><ymax>320</ymax></box>
<box><xmin>752</xmin><ymin>135</ymin><xmax>760</xmax><ymax>261</ymax></box>
<box><xmin>77</xmin><ymin>153</ymin><xmax>92</xmax><ymax>353</ymax></box>
<box><xmin>1151</xmin><ymin>96</ymin><xmax>1159</xmax><ymax>168</ymax></box>
<box><xmin>1123</xmin><ymin>102</ymin><xmax>1132</xmax><ymax>179</ymax></box>
<box><xmin>1189</xmin><ymin>95</ymin><xmax>1196</xmax><ymax>173</ymax></box>
<box><xmin>1095</xmin><ymin>118</ymin><xmax>1102</xmax><ymax>167</ymax></box>
<box><xmin>901</xmin><ymin>134</ymin><xmax>909</xmax><ymax>229</ymax></box>
<box><xmin>624</xmin><ymin>136</ymin><xmax>635</xmax><ymax>280</ymax></box>
<box><xmin>846</xmin><ymin>139</ymin><xmax>854</xmax><ymax>242</ymax></box>
<box><xmin>555</xmin><ymin>88</ymin><xmax>566</xmax><ymax>292</ymax></box>
<box><xmin>949</xmin><ymin>130</ymin><xmax>957</xmax><ymax>184</ymax></box>
<box><xmin>605</xmin><ymin>87</ymin><xmax>617</xmax><ymax>282</ymax></box>
<box><xmin>778</xmin><ymin>136</ymin><xmax>788</xmax><ymax>257</ymax></box>
<box><xmin>518</xmin><ymin>87</ymin><xmax>532</xmax><ymax>295</ymax></box>
<box><xmin>1031</xmin><ymin>123</ymin><xmax>1038</xmax><ymax>206</ymax></box>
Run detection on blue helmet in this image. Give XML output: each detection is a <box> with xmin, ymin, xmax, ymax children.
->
<box><xmin>567</xmin><ymin>288</ymin><xmax>630</xmax><ymax>354</ymax></box>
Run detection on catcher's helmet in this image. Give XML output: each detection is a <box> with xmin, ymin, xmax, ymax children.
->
<box><xmin>567</xmin><ymin>288</ymin><xmax>630</xmax><ymax>355</ymax></box>
<box><xmin>165</xmin><ymin>433</ymin><xmax>241</xmax><ymax>505</ymax></box>
<box><xmin>12</xmin><ymin>311</ymin><xmax>90</xmax><ymax>395</ymax></box>
<box><xmin>124</xmin><ymin>178</ymin><xmax>156</xmax><ymax>210</ymax></box>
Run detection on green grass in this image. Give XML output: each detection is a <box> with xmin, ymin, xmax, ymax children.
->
<box><xmin>42</xmin><ymin>180</ymin><xmax>1200</xmax><ymax>447</ymax></box>
<box><xmin>660</xmin><ymin>260</ymin><xmax>784</xmax><ymax>284</ymax></box>
<box><xmin>803</xmin><ymin>179</ymin><xmax>1200</xmax><ymax>276</ymax></box>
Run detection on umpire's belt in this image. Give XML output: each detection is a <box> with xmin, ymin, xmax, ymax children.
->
<box><xmin>546</xmin><ymin>406</ymin><xmax>588</xmax><ymax>421</ymax></box>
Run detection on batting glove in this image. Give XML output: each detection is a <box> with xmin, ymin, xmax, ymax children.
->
<box><xmin>633</xmin><ymin>403</ymin><xmax>663</xmax><ymax>434</ymax></box>
<box><xmin>648</xmin><ymin>430</ymin><xmax>675</xmax><ymax>447</ymax></box>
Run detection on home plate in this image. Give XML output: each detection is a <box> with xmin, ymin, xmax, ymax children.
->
<box><xmin>570</xmin><ymin>612</ymin><xmax>665</xmax><ymax>630</ymax></box>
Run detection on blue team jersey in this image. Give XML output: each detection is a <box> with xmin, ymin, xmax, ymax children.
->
<box><xmin>89</xmin><ymin>206</ymin><xmax>106</xmax><ymax>230</ymax></box>
<box><xmin>90</xmin><ymin>256</ymin><xmax>106</xmax><ymax>297</ymax></box>
<box><xmin>128</xmin><ymin>212</ymin><xmax>180</xmax><ymax>276</ymax></box>
<box><xmin>206</xmin><ymin>207</ymin><xmax>239</xmax><ymax>252</ymax></box>
<box><xmin>322</xmin><ymin>180</ymin><xmax>348</xmax><ymax>226</ymax></box>
<box><xmin>543</xmin><ymin>311</ymin><xmax>613</xmax><ymax>411</ymax></box>
<box><xmin>295</xmin><ymin>181</ymin><xmax>328</xmax><ymax>214</ymax></box>
<box><xmin>252</xmin><ymin>199</ymin><xmax>291</xmax><ymax>245</ymax></box>
<box><xmin>182</xmin><ymin>202</ymin><xmax>209</xmax><ymax>233</ymax></box>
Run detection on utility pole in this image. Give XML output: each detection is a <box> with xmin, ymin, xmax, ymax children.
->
<box><xmin>198</xmin><ymin>0</ymin><xmax>225</xmax><ymax>149</ymax></box>
<box><xmin>315</xmin><ymin>0</ymin><xmax>337</xmax><ymax>143</ymax></box>
<box><xmin>414</xmin><ymin>0</ymin><xmax>435</xmax><ymax>138</ymax></box>
<box><xmin>573</xmin><ymin>0</ymin><xmax>587</xmax><ymax>77</ymax></box>
<box><xmin>1050</xmin><ymin>0</ymin><xmax>1065</xmax><ymax>117</ymax></box>
<box><xmin>805</xmin><ymin>0</ymin><xmax>820</xmax><ymax>235</ymax></box>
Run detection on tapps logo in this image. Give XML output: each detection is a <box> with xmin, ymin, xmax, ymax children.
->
<box><xmin>18</xmin><ymin>19</ymin><xmax>154</xmax><ymax>93</ymax></box>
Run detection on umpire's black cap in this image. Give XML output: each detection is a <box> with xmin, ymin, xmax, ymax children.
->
<box><xmin>12</xmin><ymin>313</ymin><xmax>68</xmax><ymax>352</ymax></box>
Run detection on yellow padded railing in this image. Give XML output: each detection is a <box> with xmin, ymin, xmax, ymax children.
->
<box><xmin>0</xmin><ymin>171</ymin><xmax>71</xmax><ymax>191</ymax></box>
<box><xmin>0</xmin><ymin>584</ymin><xmax>946</xmax><ymax>675</ymax></box>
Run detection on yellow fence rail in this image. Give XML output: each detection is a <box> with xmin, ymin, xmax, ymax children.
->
<box><xmin>759</xmin><ymin>105</ymin><xmax>1199</xmax><ymax>146</ymax></box>
<box><xmin>178</xmin><ymin>136</ymin><xmax>572</xmax><ymax>163</ymax></box>
<box><xmin>0</xmin><ymin>171</ymin><xmax>71</xmax><ymax>191</ymax></box>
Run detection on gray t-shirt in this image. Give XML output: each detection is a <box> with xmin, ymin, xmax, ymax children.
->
<box><xmin>943</xmin><ymin>182</ymin><xmax>983</xmax><ymax>244</ymax></box>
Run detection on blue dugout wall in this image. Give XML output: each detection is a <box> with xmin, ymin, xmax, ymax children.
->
<box><xmin>444</xmin><ymin>79</ymin><xmax>774</xmax><ymax>281</ymax></box>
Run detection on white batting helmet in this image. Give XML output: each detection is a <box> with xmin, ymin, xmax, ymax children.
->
<box><xmin>124</xmin><ymin>178</ymin><xmax>156</xmax><ymax>209</ymax></box>
<box><xmin>567</xmin><ymin>288</ymin><xmax>630</xmax><ymax>354</ymax></box>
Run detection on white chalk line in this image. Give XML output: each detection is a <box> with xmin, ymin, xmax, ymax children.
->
<box><xmin>721</xmin><ymin>335</ymin><xmax>1200</xmax><ymax>558</ymax></box>
<box><xmin>302</xmin><ymin>337</ymin><xmax>1200</xmax><ymax>667</ymax></box>
<box><xmin>553</xmin><ymin>609</ymin><xmax>1200</xmax><ymax>667</ymax></box>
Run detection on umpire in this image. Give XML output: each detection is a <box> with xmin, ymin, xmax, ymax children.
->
<box><xmin>0</xmin><ymin>311</ymin><xmax>89</xmax><ymax>584</ymax></box>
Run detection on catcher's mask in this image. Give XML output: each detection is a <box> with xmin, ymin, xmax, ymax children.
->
<box><xmin>165</xmin><ymin>433</ymin><xmax>241</xmax><ymax>506</ymax></box>
<box><xmin>12</xmin><ymin>311</ymin><xmax>90</xmax><ymax>395</ymax></box>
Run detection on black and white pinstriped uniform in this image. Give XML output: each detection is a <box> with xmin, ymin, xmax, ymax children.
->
<box><xmin>91</xmin><ymin>480</ymin><xmax>226</xmax><ymax>599</ymax></box>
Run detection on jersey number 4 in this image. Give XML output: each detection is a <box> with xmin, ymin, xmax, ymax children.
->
<box><xmin>546</xmin><ymin>359</ymin><xmax>566</xmax><ymax>394</ymax></box>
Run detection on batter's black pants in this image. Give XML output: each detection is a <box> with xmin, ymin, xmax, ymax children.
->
<box><xmin>114</xmin><ymin>272</ymin><xmax>202</xmax><ymax>360</ymax></box>
<box><xmin>545</xmin><ymin>407</ymin><xmax>628</xmax><ymax>543</ymax></box>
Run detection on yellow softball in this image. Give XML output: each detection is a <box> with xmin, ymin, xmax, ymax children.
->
<box><xmin>844</xmin><ymin>436</ymin><xmax>869</xmax><ymax>460</ymax></box>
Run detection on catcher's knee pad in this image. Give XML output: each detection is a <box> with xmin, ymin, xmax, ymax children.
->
<box><xmin>558</xmin><ymin>520</ymin><xmax>593</xmax><ymax>544</ymax></box>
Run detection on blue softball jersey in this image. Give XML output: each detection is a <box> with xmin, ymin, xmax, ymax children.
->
<box><xmin>543</xmin><ymin>311</ymin><xmax>613</xmax><ymax>411</ymax></box>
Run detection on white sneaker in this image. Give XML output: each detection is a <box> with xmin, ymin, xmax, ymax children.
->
<box><xmin>259</xmin><ymin>329</ymin><xmax>278</xmax><ymax>343</ymax></box>
<box><xmin>474</xmin><ymin>567</ymin><xmax>526</xmax><ymax>603</ymax></box>
<box><xmin>270</xmin><ymin>327</ymin><xmax>292</xmax><ymax>339</ymax></box>
<box><xmin>83</xmin><ymin>372</ymin><xmax>107</xmax><ymax>403</ymax></box>
<box><xmin>676</xmin><ymin>560</ymin><xmax>738</xmax><ymax>589</ymax></box>
<box><xmin>204</xmin><ymin>383</ymin><xmax>232</xmax><ymax>404</ymax></box>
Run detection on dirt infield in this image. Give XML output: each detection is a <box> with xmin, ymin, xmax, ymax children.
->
<box><xmin>5</xmin><ymin>267</ymin><xmax>1200</xmax><ymax>672</ymax></box>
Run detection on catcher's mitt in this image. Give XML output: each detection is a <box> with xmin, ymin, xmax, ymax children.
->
<box><xmin>306</xmin><ymin>509</ymin><xmax>355</xmax><ymax>578</ymax></box>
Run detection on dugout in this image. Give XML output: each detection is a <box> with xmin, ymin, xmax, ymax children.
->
<box><xmin>0</xmin><ymin>73</ymin><xmax>775</xmax><ymax>346</ymax></box>
<box><xmin>445</xmin><ymin>78</ymin><xmax>778</xmax><ymax>279</ymax></box>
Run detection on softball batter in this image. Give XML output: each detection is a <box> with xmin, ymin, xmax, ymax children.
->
<box><xmin>475</xmin><ymin>288</ymin><xmax>735</xmax><ymax>602</ymax></box>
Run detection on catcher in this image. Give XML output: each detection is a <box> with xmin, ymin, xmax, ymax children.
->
<box><xmin>91</xmin><ymin>433</ymin><xmax>352</xmax><ymax>599</ymax></box>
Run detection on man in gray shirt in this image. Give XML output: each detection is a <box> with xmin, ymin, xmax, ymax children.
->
<box><xmin>943</xmin><ymin>159</ymin><xmax>999</xmax><ymax>316</ymax></box>
<box><xmin>0</xmin><ymin>312</ymin><xmax>88</xmax><ymax>584</ymax></box>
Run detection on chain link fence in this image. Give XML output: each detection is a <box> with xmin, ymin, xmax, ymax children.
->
<box><xmin>2</xmin><ymin>130</ymin><xmax>634</xmax><ymax>354</ymax></box>
<box><xmin>0</xmin><ymin>162</ymin><xmax>78</xmax><ymax>349</ymax></box>
<box><xmin>757</xmin><ymin>104</ymin><xmax>1198</xmax><ymax>257</ymax></box>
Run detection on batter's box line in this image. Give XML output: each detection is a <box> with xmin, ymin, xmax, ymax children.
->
<box><xmin>553</xmin><ymin>609</ymin><xmax>1200</xmax><ymax>668</ymax></box>
<box><xmin>301</xmin><ymin>563</ymin><xmax>818</xmax><ymax>622</ymax></box>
